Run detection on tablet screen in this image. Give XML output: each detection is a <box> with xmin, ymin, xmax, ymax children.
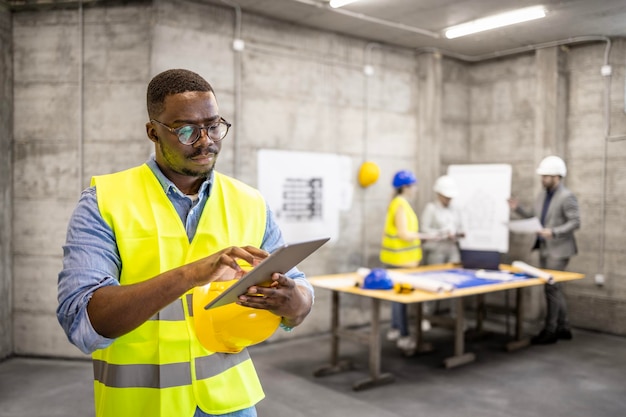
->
<box><xmin>204</xmin><ymin>237</ymin><xmax>330</xmax><ymax>310</ymax></box>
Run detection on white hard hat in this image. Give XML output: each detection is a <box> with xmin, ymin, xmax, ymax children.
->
<box><xmin>536</xmin><ymin>156</ymin><xmax>567</xmax><ymax>177</ymax></box>
<box><xmin>433</xmin><ymin>175</ymin><xmax>458</xmax><ymax>198</ymax></box>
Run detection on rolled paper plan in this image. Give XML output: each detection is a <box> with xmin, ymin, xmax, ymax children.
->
<box><xmin>511</xmin><ymin>261</ymin><xmax>554</xmax><ymax>284</ymax></box>
<box><xmin>357</xmin><ymin>267</ymin><xmax>454</xmax><ymax>293</ymax></box>
<box><xmin>386</xmin><ymin>270</ymin><xmax>454</xmax><ymax>293</ymax></box>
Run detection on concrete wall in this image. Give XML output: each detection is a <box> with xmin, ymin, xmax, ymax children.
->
<box><xmin>12</xmin><ymin>2</ymin><xmax>153</xmax><ymax>358</ymax></box>
<box><xmin>13</xmin><ymin>8</ymin><xmax>83</xmax><ymax>357</ymax></box>
<box><xmin>6</xmin><ymin>0</ymin><xmax>626</xmax><ymax>358</ymax></box>
<box><xmin>565</xmin><ymin>40</ymin><xmax>626</xmax><ymax>333</ymax></box>
<box><xmin>0</xmin><ymin>3</ymin><xmax>13</xmax><ymax>360</ymax></box>
<box><xmin>447</xmin><ymin>43</ymin><xmax>626</xmax><ymax>331</ymax></box>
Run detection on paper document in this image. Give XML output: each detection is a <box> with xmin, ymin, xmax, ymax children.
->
<box><xmin>508</xmin><ymin>217</ymin><xmax>542</xmax><ymax>234</ymax></box>
<box><xmin>418</xmin><ymin>232</ymin><xmax>443</xmax><ymax>241</ymax></box>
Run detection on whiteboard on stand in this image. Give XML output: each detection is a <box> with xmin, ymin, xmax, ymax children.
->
<box><xmin>447</xmin><ymin>164</ymin><xmax>511</xmax><ymax>253</ymax></box>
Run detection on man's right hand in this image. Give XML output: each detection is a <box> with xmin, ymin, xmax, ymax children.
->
<box><xmin>190</xmin><ymin>246</ymin><xmax>269</xmax><ymax>286</ymax></box>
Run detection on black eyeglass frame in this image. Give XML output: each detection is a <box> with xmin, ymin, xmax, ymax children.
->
<box><xmin>150</xmin><ymin>118</ymin><xmax>232</xmax><ymax>145</ymax></box>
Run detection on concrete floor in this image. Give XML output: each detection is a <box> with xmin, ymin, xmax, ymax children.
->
<box><xmin>1</xmin><ymin>327</ymin><xmax>626</xmax><ymax>417</ymax></box>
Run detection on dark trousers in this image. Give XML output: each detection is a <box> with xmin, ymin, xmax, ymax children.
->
<box><xmin>539</xmin><ymin>256</ymin><xmax>570</xmax><ymax>332</ymax></box>
<box><xmin>385</xmin><ymin>264</ymin><xmax>410</xmax><ymax>336</ymax></box>
<box><xmin>391</xmin><ymin>302</ymin><xmax>409</xmax><ymax>336</ymax></box>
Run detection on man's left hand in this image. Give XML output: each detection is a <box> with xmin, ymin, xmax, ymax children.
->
<box><xmin>236</xmin><ymin>273</ymin><xmax>312</xmax><ymax>328</ymax></box>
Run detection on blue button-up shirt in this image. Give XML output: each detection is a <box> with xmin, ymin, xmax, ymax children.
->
<box><xmin>57</xmin><ymin>157</ymin><xmax>311</xmax><ymax>354</ymax></box>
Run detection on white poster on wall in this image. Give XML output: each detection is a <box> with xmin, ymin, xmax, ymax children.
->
<box><xmin>447</xmin><ymin>164</ymin><xmax>512</xmax><ymax>253</ymax></box>
<box><xmin>258</xmin><ymin>149</ymin><xmax>352</xmax><ymax>243</ymax></box>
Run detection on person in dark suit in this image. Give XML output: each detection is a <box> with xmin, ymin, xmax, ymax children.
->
<box><xmin>509</xmin><ymin>155</ymin><xmax>581</xmax><ymax>344</ymax></box>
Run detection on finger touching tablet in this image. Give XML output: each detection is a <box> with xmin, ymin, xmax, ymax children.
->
<box><xmin>204</xmin><ymin>237</ymin><xmax>330</xmax><ymax>310</ymax></box>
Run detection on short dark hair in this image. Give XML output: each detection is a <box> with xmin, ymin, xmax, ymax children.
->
<box><xmin>147</xmin><ymin>69</ymin><xmax>215</xmax><ymax>119</ymax></box>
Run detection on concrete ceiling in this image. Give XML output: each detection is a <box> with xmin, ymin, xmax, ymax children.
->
<box><xmin>212</xmin><ymin>0</ymin><xmax>626</xmax><ymax>58</ymax></box>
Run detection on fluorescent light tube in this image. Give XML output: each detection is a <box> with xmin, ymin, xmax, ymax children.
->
<box><xmin>444</xmin><ymin>6</ymin><xmax>547</xmax><ymax>39</ymax></box>
<box><xmin>329</xmin><ymin>0</ymin><xmax>360</xmax><ymax>8</ymax></box>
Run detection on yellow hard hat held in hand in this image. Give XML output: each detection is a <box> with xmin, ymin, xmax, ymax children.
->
<box><xmin>193</xmin><ymin>280</ymin><xmax>281</xmax><ymax>353</ymax></box>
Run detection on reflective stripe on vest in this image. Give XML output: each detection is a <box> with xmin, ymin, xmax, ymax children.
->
<box><xmin>91</xmin><ymin>165</ymin><xmax>266</xmax><ymax>417</ymax></box>
<box><xmin>380</xmin><ymin>196</ymin><xmax>422</xmax><ymax>267</ymax></box>
<box><xmin>93</xmin><ymin>350</ymin><xmax>251</xmax><ymax>388</ymax></box>
<box><xmin>148</xmin><ymin>298</ymin><xmax>186</xmax><ymax>321</ymax></box>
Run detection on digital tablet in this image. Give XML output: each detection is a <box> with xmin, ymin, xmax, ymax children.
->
<box><xmin>204</xmin><ymin>237</ymin><xmax>330</xmax><ymax>310</ymax></box>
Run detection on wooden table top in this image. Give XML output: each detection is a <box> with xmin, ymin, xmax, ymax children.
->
<box><xmin>308</xmin><ymin>263</ymin><xmax>585</xmax><ymax>303</ymax></box>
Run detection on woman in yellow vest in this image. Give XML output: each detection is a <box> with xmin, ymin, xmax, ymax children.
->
<box><xmin>380</xmin><ymin>170</ymin><xmax>424</xmax><ymax>353</ymax></box>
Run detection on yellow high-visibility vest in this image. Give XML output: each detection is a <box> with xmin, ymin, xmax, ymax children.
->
<box><xmin>90</xmin><ymin>164</ymin><xmax>266</xmax><ymax>417</ymax></box>
<box><xmin>380</xmin><ymin>195</ymin><xmax>422</xmax><ymax>267</ymax></box>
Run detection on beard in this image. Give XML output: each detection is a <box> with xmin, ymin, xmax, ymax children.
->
<box><xmin>180</xmin><ymin>165</ymin><xmax>212</xmax><ymax>178</ymax></box>
<box><xmin>158</xmin><ymin>140</ymin><xmax>218</xmax><ymax>179</ymax></box>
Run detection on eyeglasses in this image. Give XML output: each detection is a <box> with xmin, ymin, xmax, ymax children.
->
<box><xmin>151</xmin><ymin>118</ymin><xmax>232</xmax><ymax>145</ymax></box>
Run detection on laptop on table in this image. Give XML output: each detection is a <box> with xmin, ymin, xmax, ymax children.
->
<box><xmin>459</xmin><ymin>249</ymin><xmax>501</xmax><ymax>271</ymax></box>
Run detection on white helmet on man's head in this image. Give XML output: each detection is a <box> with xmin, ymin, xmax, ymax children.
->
<box><xmin>536</xmin><ymin>155</ymin><xmax>567</xmax><ymax>177</ymax></box>
<box><xmin>433</xmin><ymin>175</ymin><xmax>459</xmax><ymax>198</ymax></box>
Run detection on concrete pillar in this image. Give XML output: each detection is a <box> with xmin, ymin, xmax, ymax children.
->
<box><xmin>534</xmin><ymin>46</ymin><xmax>568</xmax><ymax>183</ymax></box>
<box><xmin>0</xmin><ymin>4</ymin><xmax>13</xmax><ymax>360</ymax></box>
<box><xmin>417</xmin><ymin>52</ymin><xmax>443</xmax><ymax>206</ymax></box>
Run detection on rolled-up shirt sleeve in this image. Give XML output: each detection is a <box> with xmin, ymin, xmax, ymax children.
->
<box><xmin>57</xmin><ymin>187</ymin><xmax>119</xmax><ymax>354</ymax></box>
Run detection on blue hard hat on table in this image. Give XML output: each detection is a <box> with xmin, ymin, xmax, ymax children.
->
<box><xmin>363</xmin><ymin>268</ymin><xmax>394</xmax><ymax>290</ymax></box>
<box><xmin>392</xmin><ymin>170</ymin><xmax>417</xmax><ymax>188</ymax></box>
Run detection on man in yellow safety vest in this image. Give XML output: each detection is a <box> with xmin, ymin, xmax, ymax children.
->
<box><xmin>57</xmin><ymin>69</ymin><xmax>314</xmax><ymax>417</ymax></box>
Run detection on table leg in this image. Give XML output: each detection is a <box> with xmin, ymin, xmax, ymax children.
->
<box><xmin>352</xmin><ymin>298</ymin><xmax>395</xmax><ymax>390</ymax></box>
<box><xmin>475</xmin><ymin>294</ymin><xmax>485</xmax><ymax>333</ymax></box>
<box><xmin>443</xmin><ymin>297</ymin><xmax>476</xmax><ymax>368</ymax></box>
<box><xmin>506</xmin><ymin>288</ymin><xmax>530</xmax><ymax>351</ymax></box>
<box><xmin>313</xmin><ymin>291</ymin><xmax>353</xmax><ymax>377</ymax></box>
<box><xmin>505</xmin><ymin>289</ymin><xmax>511</xmax><ymax>337</ymax></box>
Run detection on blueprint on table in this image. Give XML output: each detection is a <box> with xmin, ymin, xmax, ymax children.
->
<box><xmin>405</xmin><ymin>269</ymin><xmax>529</xmax><ymax>289</ymax></box>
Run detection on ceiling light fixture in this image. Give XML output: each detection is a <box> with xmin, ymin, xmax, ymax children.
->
<box><xmin>329</xmin><ymin>0</ymin><xmax>360</xmax><ymax>9</ymax></box>
<box><xmin>444</xmin><ymin>5</ymin><xmax>547</xmax><ymax>39</ymax></box>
